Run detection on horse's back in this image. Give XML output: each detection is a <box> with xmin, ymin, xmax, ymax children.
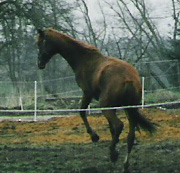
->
<box><xmin>96</xmin><ymin>57</ymin><xmax>141</xmax><ymax>87</ymax></box>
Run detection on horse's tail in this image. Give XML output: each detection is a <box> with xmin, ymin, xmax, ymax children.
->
<box><xmin>123</xmin><ymin>82</ymin><xmax>157</xmax><ymax>134</ymax></box>
<box><xmin>126</xmin><ymin>108</ymin><xmax>157</xmax><ymax>134</ymax></box>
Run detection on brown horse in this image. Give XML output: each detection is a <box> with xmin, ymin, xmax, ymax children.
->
<box><xmin>37</xmin><ymin>28</ymin><xmax>156</xmax><ymax>172</ymax></box>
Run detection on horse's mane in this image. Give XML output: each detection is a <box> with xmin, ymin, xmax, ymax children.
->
<box><xmin>40</xmin><ymin>28</ymin><xmax>100</xmax><ymax>53</ymax></box>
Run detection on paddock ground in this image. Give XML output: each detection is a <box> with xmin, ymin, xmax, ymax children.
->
<box><xmin>0</xmin><ymin>108</ymin><xmax>180</xmax><ymax>172</ymax></box>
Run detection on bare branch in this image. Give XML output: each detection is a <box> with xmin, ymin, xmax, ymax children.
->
<box><xmin>172</xmin><ymin>0</ymin><xmax>180</xmax><ymax>40</ymax></box>
<box><xmin>79</xmin><ymin>0</ymin><xmax>97</xmax><ymax>47</ymax></box>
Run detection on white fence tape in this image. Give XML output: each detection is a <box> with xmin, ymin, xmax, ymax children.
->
<box><xmin>0</xmin><ymin>100</ymin><xmax>179</xmax><ymax>114</ymax></box>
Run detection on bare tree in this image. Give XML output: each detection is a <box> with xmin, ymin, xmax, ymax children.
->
<box><xmin>0</xmin><ymin>0</ymin><xmax>77</xmax><ymax>83</ymax></box>
<box><xmin>75</xmin><ymin>0</ymin><xmax>108</xmax><ymax>52</ymax></box>
<box><xmin>172</xmin><ymin>0</ymin><xmax>180</xmax><ymax>41</ymax></box>
<box><xmin>76</xmin><ymin>0</ymin><xmax>97</xmax><ymax>47</ymax></box>
<box><xmin>104</xmin><ymin>0</ymin><xmax>165</xmax><ymax>62</ymax></box>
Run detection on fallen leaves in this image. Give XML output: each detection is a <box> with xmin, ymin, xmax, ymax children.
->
<box><xmin>0</xmin><ymin>109</ymin><xmax>179</xmax><ymax>145</ymax></box>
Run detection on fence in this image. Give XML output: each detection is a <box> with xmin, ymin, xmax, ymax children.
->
<box><xmin>0</xmin><ymin>76</ymin><xmax>82</xmax><ymax>109</ymax></box>
<box><xmin>137</xmin><ymin>60</ymin><xmax>180</xmax><ymax>104</ymax></box>
<box><xmin>0</xmin><ymin>60</ymin><xmax>179</xmax><ymax>121</ymax></box>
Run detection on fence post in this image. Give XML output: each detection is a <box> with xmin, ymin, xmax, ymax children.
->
<box><xmin>142</xmin><ymin>77</ymin><xmax>145</xmax><ymax>109</ymax></box>
<box><xmin>88</xmin><ymin>105</ymin><xmax>91</xmax><ymax>115</ymax></box>
<box><xmin>34</xmin><ymin>81</ymin><xmax>37</xmax><ymax>121</ymax></box>
<box><xmin>19</xmin><ymin>96</ymin><xmax>24</xmax><ymax>111</ymax></box>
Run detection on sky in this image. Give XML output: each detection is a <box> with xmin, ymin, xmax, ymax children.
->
<box><xmin>84</xmin><ymin>0</ymin><xmax>174</xmax><ymax>37</ymax></box>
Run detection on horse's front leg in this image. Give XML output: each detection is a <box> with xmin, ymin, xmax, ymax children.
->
<box><xmin>80</xmin><ymin>94</ymin><xmax>99</xmax><ymax>142</ymax></box>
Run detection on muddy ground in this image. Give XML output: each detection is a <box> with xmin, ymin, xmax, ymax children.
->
<box><xmin>0</xmin><ymin>108</ymin><xmax>180</xmax><ymax>173</ymax></box>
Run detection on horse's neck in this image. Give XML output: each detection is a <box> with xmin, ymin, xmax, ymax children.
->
<box><xmin>55</xmin><ymin>34</ymin><xmax>105</xmax><ymax>72</ymax></box>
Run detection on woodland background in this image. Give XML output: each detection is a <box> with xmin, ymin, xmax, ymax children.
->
<box><xmin>0</xmin><ymin>0</ymin><xmax>180</xmax><ymax>102</ymax></box>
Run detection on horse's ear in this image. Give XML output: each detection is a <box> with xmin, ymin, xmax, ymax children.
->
<box><xmin>38</xmin><ymin>29</ymin><xmax>44</xmax><ymax>37</ymax></box>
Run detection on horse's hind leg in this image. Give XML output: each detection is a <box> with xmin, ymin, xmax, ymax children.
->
<box><xmin>102</xmin><ymin>110</ymin><xmax>124</xmax><ymax>162</ymax></box>
<box><xmin>123</xmin><ymin>109</ymin><xmax>136</xmax><ymax>172</ymax></box>
<box><xmin>80</xmin><ymin>94</ymin><xmax>99</xmax><ymax>142</ymax></box>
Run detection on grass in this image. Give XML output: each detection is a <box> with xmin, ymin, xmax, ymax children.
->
<box><xmin>0</xmin><ymin>140</ymin><xmax>180</xmax><ymax>173</ymax></box>
<box><xmin>0</xmin><ymin>85</ymin><xmax>180</xmax><ymax>111</ymax></box>
<box><xmin>145</xmin><ymin>89</ymin><xmax>180</xmax><ymax>104</ymax></box>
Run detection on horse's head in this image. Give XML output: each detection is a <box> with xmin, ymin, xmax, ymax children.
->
<box><xmin>37</xmin><ymin>29</ymin><xmax>56</xmax><ymax>69</ymax></box>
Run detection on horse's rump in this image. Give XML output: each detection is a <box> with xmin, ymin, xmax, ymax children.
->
<box><xmin>94</xmin><ymin>58</ymin><xmax>141</xmax><ymax>107</ymax></box>
<box><xmin>118</xmin><ymin>81</ymin><xmax>141</xmax><ymax>106</ymax></box>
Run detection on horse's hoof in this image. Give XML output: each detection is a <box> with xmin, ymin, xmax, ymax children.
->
<box><xmin>91</xmin><ymin>134</ymin><xmax>100</xmax><ymax>142</ymax></box>
<box><xmin>110</xmin><ymin>150</ymin><xmax>119</xmax><ymax>163</ymax></box>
